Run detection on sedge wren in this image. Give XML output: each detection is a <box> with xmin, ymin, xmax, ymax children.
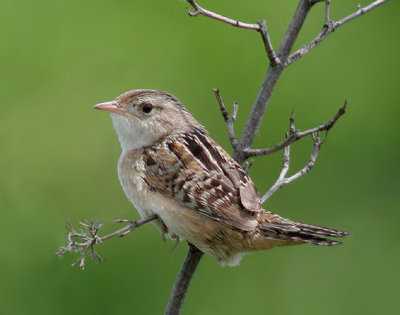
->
<box><xmin>94</xmin><ymin>89</ymin><xmax>350</xmax><ymax>266</ymax></box>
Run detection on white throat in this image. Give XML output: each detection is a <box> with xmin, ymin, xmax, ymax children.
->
<box><xmin>110</xmin><ymin>113</ymin><xmax>155</xmax><ymax>152</ymax></box>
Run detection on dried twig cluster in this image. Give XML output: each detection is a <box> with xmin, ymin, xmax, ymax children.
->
<box><xmin>56</xmin><ymin>220</ymin><xmax>105</xmax><ymax>269</ymax></box>
<box><xmin>57</xmin><ymin>215</ymin><xmax>157</xmax><ymax>269</ymax></box>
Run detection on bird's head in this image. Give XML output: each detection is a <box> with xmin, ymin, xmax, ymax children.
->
<box><xmin>94</xmin><ymin>89</ymin><xmax>201</xmax><ymax>151</ymax></box>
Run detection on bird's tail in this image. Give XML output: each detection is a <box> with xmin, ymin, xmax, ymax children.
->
<box><xmin>258</xmin><ymin>211</ymin><xmax>351</xmax><ymax>246</ymax></box>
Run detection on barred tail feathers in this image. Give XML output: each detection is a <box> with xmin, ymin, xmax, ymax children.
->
<box><xmin>259</xmin><ymin>211</ymin><xmax>351</xmax><ymax>246</ymax></box>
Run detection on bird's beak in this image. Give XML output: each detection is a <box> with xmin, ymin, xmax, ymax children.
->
<box><xmin>93</xmin><ymin>101</ymin><xmax>119</xmax><ymax>113</ymax></box>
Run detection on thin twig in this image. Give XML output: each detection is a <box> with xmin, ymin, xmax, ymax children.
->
<box><xmin>325</xmin><ymin>0</ymin><xmax>331</xmax><ymax>26</ymax></box>
<box><xmin>106</xmin><ymin>215</ymin><xmax>158</xmax><ymax>239</ymax></box>
<box><xmin>243</xmin><ymin>159</ymin><xmax>254</xmax><ymax>173</ymax></box>
<box><xmin>286</xmin><ymin>0</ymin><xmax>388</xmax><ymax>65</ymax></box>
<box><xmin>261</xmin><ymin>132</ymin><xmax>327</xmax><ymax>203</ymax></box>
<box><xmin>186</xmin><ymin>1</ymin><xmax>279</xmax><ymax>65</ymax></box>
<box><xmin>165</xmin><ymin>244</ymin><xmax>204</xmax><ymax>315</ymax></box>
<box><xmin>185</xmin><ymin>0</ymin><xmax>259</xmax><ymax>30</ymax></box>
<box><xmin>213</xmin><ymin>88</ymin><xmax>238</xmax><ymax>148</ymax></box>
<box><xmin>258</xmin><ymin>20</ymin><xmax>280</xmax><ymax>66</ymax></box>
<box><xmin>57</xmin><ymin>215</ymin><xmax>158</xmax><ymax>269</ymax></box>
<box><xmin>244</xmin><ymin>100</ymin><xmax>347</xmax><ymax>158</ymax></box>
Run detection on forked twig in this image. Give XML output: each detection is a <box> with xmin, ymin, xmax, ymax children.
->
<box><xmin>286</xmin><ymin>0</ymin><xmax>388</xmax><ymax>65</ymax></box>
<box><xmin>257</xmin><ymin>20</ymin><xmax>280</xmax><ymax>65</ymax></box>
<box><xmin>213</xmin><ymin>88</ymin><xmax>238</xmax><ymax>148</ymax></box>
<box><xmin>244</xmin><ymin>100</ymin><xmax>347</xmax><ymax>158</ymax></box>
<box><xmin>185</xmin><ymin>0</ymin><xmax>259</xmax><ymax>30</ymax></box>
<box><xmin>261</xmin><ymin>132</ymin><xmax>327</xmax><ymax>203</ymax></box>
<box><xmin>186</xmin><ymin>0</ymin><xmax>279</xmax><ymax>65</ymax></box>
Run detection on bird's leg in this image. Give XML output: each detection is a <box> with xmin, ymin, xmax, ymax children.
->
<box><xmin>170</xmin><ymin>233</ymin><xmax>180</xmax><ymax>251</ymax></box>
<box><xmin>160</xmin><ymin>219</ymin><xmax>169</xmax><ymax>242</ymax></box>
<box><xmin>57</xmin><ymin>215</ymin><xmax>158</xmax><ymax>269</ymax></box>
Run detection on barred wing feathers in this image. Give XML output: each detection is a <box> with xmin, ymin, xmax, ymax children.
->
<box><xmin>259</xmin><ymin>211</ymin><xmax>351</xmax><ymax>245</ymax></box>
<box><xmin>142</xmin><ymin>128</ymin><xmax>261</xmax><ymax>231</ymax></box>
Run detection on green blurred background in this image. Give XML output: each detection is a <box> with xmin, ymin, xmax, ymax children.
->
<box><xmin>1</xmin><ymin>0</ymin><xmax>398</xmax><ymax>314</ymax></box>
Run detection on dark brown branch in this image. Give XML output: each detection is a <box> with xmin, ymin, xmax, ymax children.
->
<box><xmin>286</xmin><ymin>0</ymin><xmax>388</xmax><ymax>65</ymax></box>
<box><xmin>213</xmin><ymin>88</ymin><xmax>238</xmax><ymax>148</ymax></box>
<box><xmin>186</xmin><ymin>1</ymin><xmax>279</xmax><ymax>65</ymax></box>
<box><xmin>165</xmin><ymin>245</ymin><xmax>204</xmax><ymax>315</ymax></box>
<box><xmin>57</xmin><ymin>215</ymin><xmax>157</xmax><ymax>270</ymax></box>
<box><xmin>244</xmin><ymin>100</ymin><xmax>347</xmax><ymax>158</ymax></box>
<box><xmin>261</xmin><ymin>132</ymin><xmax>327</xmax><ymax>203</ymax></box>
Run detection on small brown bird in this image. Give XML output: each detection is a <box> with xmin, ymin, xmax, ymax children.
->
<box><xmin>94</xmin><ymin>89</ymin><xmax>350</xmax><ymax>266</ymax></box>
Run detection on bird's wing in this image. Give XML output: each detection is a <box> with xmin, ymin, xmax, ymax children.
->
<box><xmin>142</xmin><ymin>128</ymin><xmax>261</xmax><ymax>231</ymax></box>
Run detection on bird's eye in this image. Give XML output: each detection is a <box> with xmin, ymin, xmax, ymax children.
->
<box><xmin>142</xmin><ymin>103</ymin><xmax>153</xmax><ymax>114</ymax></box>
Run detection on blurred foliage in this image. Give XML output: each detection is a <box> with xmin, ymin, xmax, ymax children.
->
<box><xmin>0</xmin><ymin>0</ymin><xmax>399</xmax><ymax>314</ymax></box>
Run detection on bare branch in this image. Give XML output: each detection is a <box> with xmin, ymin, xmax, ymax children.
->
<box><xmin>232</xmin><ymin>100</ymin><xmax>238</xmax><ymax>121</ymax></box>
<box><xmin>165</xmin><ymin>244</ymin><xmax>204</xmax><ymax>315</ymax></box>
<box><xmin>244</xmin><ymin>100</ymin><xmax>347</xmax><ymax>158</ymax></box>
<box><xmin>185</xmin><ymin>1</ymin><xmax>279</xmax><ymax>65</ymax></box>
<box><xmin>243</xmin><ymin>159</ymin><xmax>254</xmax><ymax>173</ymax></box>
<box><xmin>261</xmin><ymin>132</ymin><xmax>326</xmax><ymax>203</ymax></box>
<box><xmin>213</xmin><ymin>88</ymin><xmax>238</xmax><ymax>148</ymax></box>
<box><xmin>278</xmin><ymin>135</ymin><xmax>291</xmax><ymax>181</ymax></box>
<box><xmin>258</xmin><ymin>20</ymin><xmax>280</xmax><ymax>66</ymax></box>
<box><xmin>286</xmin><ymin>0</ymin><xmax>388</xmax><ymax>65</ymax></box>
<box><xmin>56</xmin><ymin>215</ymin><xmax>157</xmax><ymax>269</ymax></box>
<box><xmin>325</xmin><ymin>0</ymin><xmax>331</xmax><ymax>26</ymax></box>
<box><xmin>185</xmin><ymin>0</ymin><xmax>259</xmax><ymax>30</ymax></box>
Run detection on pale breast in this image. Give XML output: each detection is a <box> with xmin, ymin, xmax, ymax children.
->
<box><xmin>118</xmin><ymin>149</ymin><xmax>155</xmax><ymax>219</ymax></box>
